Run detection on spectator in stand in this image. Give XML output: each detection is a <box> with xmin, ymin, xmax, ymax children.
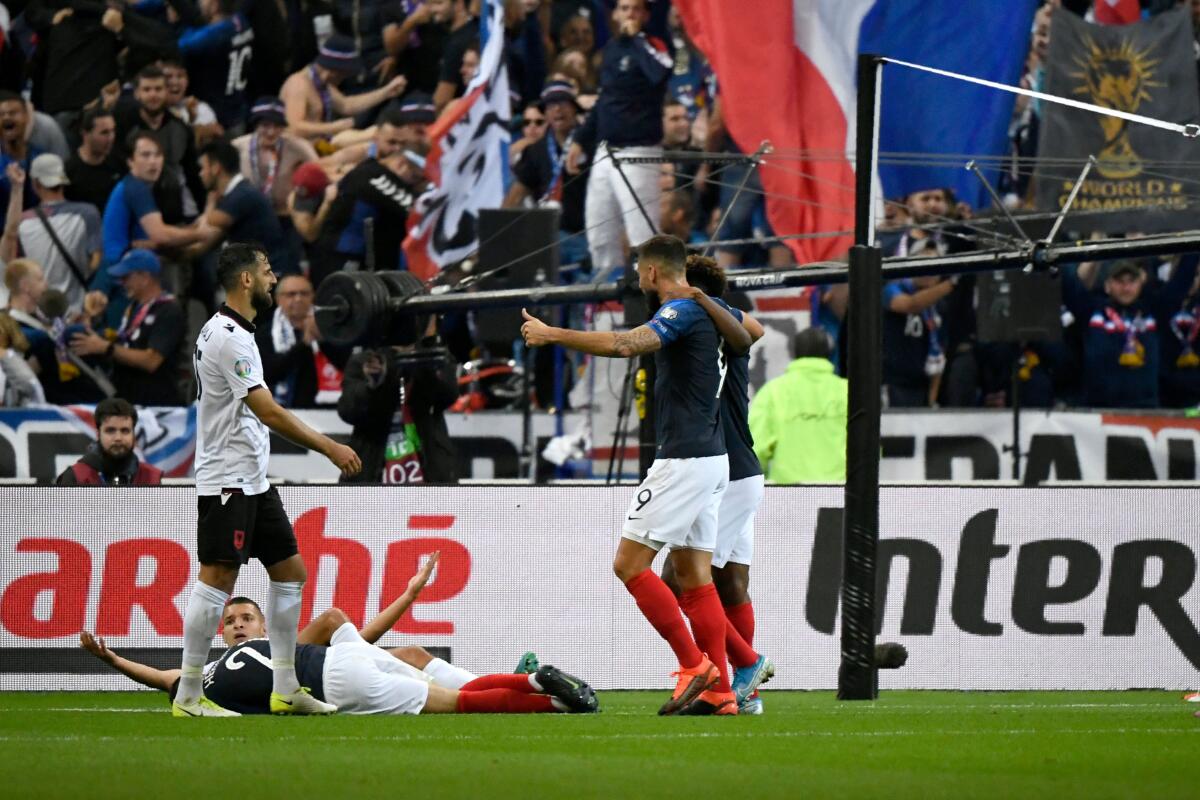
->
<box><xmin>433</xmin><ymin>0</ymin><xmax>480</xmax><ymax>112</ymax></box>
<box><xmin>509</xmin><ymin>101</ymin><xmax>548</xmax><ymax>165</ymax></box>
<box><xmin>882</xmin><ymin>266</ymin><xmax>955</xmax><ymax>408</ymax></box>
<box><xmin>504</xmin><ymin>1</ymin><xmax>547</xmax><ymax>110</ymax></box>
<box><xmin>309</xmin><ymin>147</ymin><xmax>427</xmax><ymax>285</ymax></box>
<box><xmin>1062</xmin><ymin>257</ymin><xmax>1198</xmax><ymax>409</ymax></box>
<box><xmin>0</xmin><ymin>90</ymin><xmax>41</xmax><ymax>212</ymax></box>
<box><xmin>114</xmin><ymin>66</ymin><xmax>207</xmax><ymax>223</ymax></box>
<box><xmin>337</xmin><ymin>328</ymin><xmax>460</xmax><ymax>484</ymax></box>
<box><xmin>55</xmin><ymin>397</ymin><xmax>164</xmax><ymax>485</ymax></box>
<box><xmin>566</xmin><ymin>0</ymin><xmax>671</xmax><ymax>278</ymax></box>
<box><xmin>883</xmin><ymin>188</ymin><xmax>951</xmax><ymax>257</ymax></box>
<box><xmin>25</xmin><ymin>0</ymin><xmax>171</xmax><ymax>115</ymax></box>
<box><xmin>504</xmin><ymin>80</ymin><xmax>588</xmax><ymax>267</ymax></box>
<box><xmin>324</xmin><ymin>94</ymin><xmax>435</xmax><ymax>173</ymax></box>
<box><xmin>190</xmin><ymin>138</ymin><xmax>294</xmax><ymax>276</ymax></box>
<box><xmin>1160</xmin><ymin>258</ymin><xmax>1200</xmax><ymax>408</ymax></box>
<box><xmin>256</xmin><ymin>274</ymin><xmax>350</xmax><ymax>408</ymax></box>
<box><xmin>64</xmin><ymin>108</ymin><xmax>125</xmax><ymax>216</ymax></box>
<box><xmin>3</xmin><ymin>257</ymin><xmax>70</xmax><ymax>401</ymax></box>
<box><xmin>102</xmin><ymin>131</ymin><xmax>207</xmax><ymax>269</ymax></box>
<box><xmin>13</xmin><ymin>154</ymin><xmax>102</xmax><ymax>310</ymax></box>
<box><xmin>178</xmin><ymin>0</ymin><xmax>256</xmax><ymax>135</ymax></box>
<box><xmin>69</xmin><ymin>249</ymin><xmax>185</xmax><ymax>406</ymax></box>
<box><xmin>748</xmin><ymin>328</ymin><xmax>847</xmax><ymax>484</ymax></box>
<box><xmin>25</xmin><ymin>99</ymin><xmax>71</xmax><ymax>161</ymax></box>
<box><xmin>287</xmin><ymin>162</ymin><xmax>336</xmax><ymax>246</ymax></box>
<box><xmin>548</xmin><ymin>2</ymin><xmax>608</xmax><ymax>54</ymax></box>
<box><xmin>279</xmin><ymin>34</ymin><xmax>408</xmax><ymax>147</ymax></box>
<box><xmin>162</xmin><ymin>59</ymin><xmax>224</xmax><ymax>149</ymax></box>
<box><xmin>662</xmin><ymin>99</ymin><xmax>701</xmax><ymax>197</ymax></box>
<box><xmin>384</xmin><ymin>0</ymin><xmax>456</xmax><ymax>96</ymax></box>
<box><xmin>234</xmin><ymin>99</ymin><xmax>318</xmax><ymax>270</ymax></box>
<box><xmin>458</xmin><ymin>39</ymin><xmax>482</xmax><ymax>88</ymax></box>
<box><xmin>0</xmin><ymin>311</ymin><xmax>45</xmax><ymax>406</ymax></box>
<box><xmin>552</xmin><ymin>47</ymin><xmax>599</xmax><ymax>97</ymax></box>
<box><xmin>238</xmin><ymin>0</ymin><xmax>310</xmax><ymax>105</ymax></box>
<box><xmin>330</xmin><ymin>0</ymin><xmax>393</xmax><ymax>94</ymax></box>
<box><xmin>659</xmin><ymin>189</ymin><xmax>701</xmax><ymax>245</ymax></box>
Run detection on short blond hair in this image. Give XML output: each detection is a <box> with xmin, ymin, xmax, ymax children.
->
<box><xmin>4</xmin><ymin>259</ymin><xmax>43</xmax><ymax>295</ymax></box>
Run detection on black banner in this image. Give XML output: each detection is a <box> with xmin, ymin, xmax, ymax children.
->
<box><xmin>1035</xmin><ymin>7</ymin><xmax>1200</xmax><ymax>232</ymax></box>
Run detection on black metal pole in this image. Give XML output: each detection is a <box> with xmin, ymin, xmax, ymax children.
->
<box><xmin>839</xmin><ymin>53</ymin><xmax>884</xmax><ymax>702</ymax></box>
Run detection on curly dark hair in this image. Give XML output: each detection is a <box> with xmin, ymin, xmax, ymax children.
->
<box><xmin>685</xmin><ymin>254</ymin><xmax>727</xmax><ymax>298</ymax></box>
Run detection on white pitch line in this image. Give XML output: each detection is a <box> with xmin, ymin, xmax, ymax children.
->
<box><xmin>0</xmin><ymin>728</ymin><xmax>1194</xmax><ymax>745</ymax></box>
<box><xmin>3</xmin><ymin>701</ymin><xmax>1186</xmax><ymax>715</ymax></box>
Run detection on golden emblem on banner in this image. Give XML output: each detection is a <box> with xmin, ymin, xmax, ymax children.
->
<box><xmin>1071</xmin><ymin>37</ymin><xmax>1163</xmax><ymax>179</ymax></box>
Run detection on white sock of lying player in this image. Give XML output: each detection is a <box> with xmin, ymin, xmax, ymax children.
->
<box><xmin>422</xmin><ymin>658</ymin><xmax>478</xmax><ymax>690</ymax></box>
<box><xmin>178</xmin><ymin>581</ymin><xmax>230</xmax><ymax>703</ymax></box>
<box><xmin>267</xmin><ymin>581</ymin><xmax>304</xmax><ymax>695</ymax></box>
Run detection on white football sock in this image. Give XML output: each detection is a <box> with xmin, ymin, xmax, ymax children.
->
<box><xmin>422</xmin><ymin>658</ymin><xmax>478</xmax><ymax>690</ymax></box>
<box><xmin>178</xmin><ymin>581</ymin><xmax>229</xmax><ymax>704</ymax></box>
<box><xmin>267</xmin><ymin>580</ymin><xmax>303</xmax><ymax>695</ymax></box>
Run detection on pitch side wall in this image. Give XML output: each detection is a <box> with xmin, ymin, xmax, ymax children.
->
<box><xmin>1</xmin><ymin>486</ymin><xmax>1195</xmax><ymax>690</ymax></box>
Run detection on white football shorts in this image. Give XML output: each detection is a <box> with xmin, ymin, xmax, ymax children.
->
<box><xmin>711</xmin><ymin>474</ymin><xmax>765</xmax><ymax>568</ymax></box>
<box><xmin>321</xmin><ymin>623</ymin><xmax>434</xmax><ymax>715</ymax></box>
<box><xmin>622</xmin><ymin>455</ymin><xmax>729</xmax><ymax>552</ymax></box>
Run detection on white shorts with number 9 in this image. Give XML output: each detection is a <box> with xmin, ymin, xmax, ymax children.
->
<box><xmin>621</xmin><ymin>455</ymin><xmax>729</xmax><ymax>552</ymax></box>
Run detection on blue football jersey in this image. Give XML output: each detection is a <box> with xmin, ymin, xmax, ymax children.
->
<box><xmin>201</xmin><ymin>638</ymin><xmax>327</xmax><ymax>714</ymax></box>
<box><xmin>646</xmin><ymin>298</ymin><xmax>727</xmax><ymax>459</ymax></box>
<box><xmin>714</xmin><ymin>300</ymin><xmax>762</xmax><ymax>481</ymax></box>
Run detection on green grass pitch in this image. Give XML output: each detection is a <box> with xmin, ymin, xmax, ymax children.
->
<box><xmin>1</xmin><ymin>691</ymin><xmax>1194</xmax><ymax>799</ymax></box>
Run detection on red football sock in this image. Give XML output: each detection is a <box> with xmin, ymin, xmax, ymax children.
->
<box><xmin>679</xmin><ymin>582</ymin><xmax>731</xmax><ymax>692</ymax></box>
<box><xmin>723</xmin><ymin>601</ymin><xmax>758</xmax><ymax>668</ymax></box>
<box><xmin>724</xmin><ymin>620</ymin><xmax>758</xmax><ymax>669</ymax></box>
<box><xmin>724</xmin><ymin>601</ymin><xmax>756</xmax><ymax>647</ymax></box>
<box><xmin>460</xmin><ymin>674</ymin><xmax>536</xmax><ymax>693</ymax></box>
<box><xmin>455</xmin><ymin>689</ymin><xmax>557</xmax><ymax>713</ymax></box>
<box><xmin>624</xmin><ymin>569</ymin><xmax>704</xmax><ymax>669</ymax></box>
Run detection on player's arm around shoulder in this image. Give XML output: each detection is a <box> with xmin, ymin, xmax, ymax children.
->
<box><xmin>664</xmin><ymin>287</ymin><xmax>753</xmax><ymax>354</ymax></box>
<box><xmin>243</xmin><ymin>387</ymin><xmax>363</xmax><ymax>478</ymax></box>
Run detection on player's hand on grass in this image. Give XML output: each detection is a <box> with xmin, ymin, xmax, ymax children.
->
<box><xmin>80</xmin><ymin>631</ymin><xmax>115</xmax><ymax>665</ymax></box>
<box><xmin>325</xmin><ymin>441</ymin><xmax>362</xmax><ymax>477</ymax></box>
<box><xmin>407</xmin><ymin>551</ymin><xmax>439</xmax><ymax>597</ymax></box>
<box><xmin>520</xmin><ymin>308</ymin><xmax>554</xmax><ymax>347</ymax></box>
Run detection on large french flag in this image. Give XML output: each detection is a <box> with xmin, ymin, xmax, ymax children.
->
<box><xmin>675</xmin><ymin>0</ymin><xmax>1038</xmax><ymax>263</ymax></box>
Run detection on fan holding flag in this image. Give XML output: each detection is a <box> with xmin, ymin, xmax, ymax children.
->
<box><xmin>403</xmin><ymin>0</ymin><xmax>513</xmax><ymax>281</ymax></box>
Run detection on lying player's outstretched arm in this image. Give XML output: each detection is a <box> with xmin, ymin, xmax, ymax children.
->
<box><xmin>295</xmin><ymin>552</ymin><xmax>441</xmax><ymax>646</ymax></box>
<box><xmin>359</xmin><ymin>551</ymin><xmax>440</xmax><ymax>644</ymax></box>
<box><xmin>520</xmin><ymin>309</ymin><xmax>662</xmax><ymax>358</ymax></box>
<box><xmin>664</xmin><ymin>287</ymin><xmax>753</xmax><ymax>354</ymax></box>
<box><xmin>244</xmin><ymin>387</ymin><xmax>363</xmax><ymax>477</ymax></box>
<box><xmin>80</xmin><ymin>631</ymin><xmax>180</xmax><ymax>692</ymax></box>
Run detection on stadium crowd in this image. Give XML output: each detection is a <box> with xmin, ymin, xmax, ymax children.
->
<box><xmin>0</xmin><ymin>0</ymin><xmax>1198</xmax><ymax>416</ymax></box>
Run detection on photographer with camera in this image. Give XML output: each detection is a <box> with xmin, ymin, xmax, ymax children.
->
<box><xmin>336</xmin><ymin>319</ymin><xmax>459</xmax><ymax>484</ymax></box>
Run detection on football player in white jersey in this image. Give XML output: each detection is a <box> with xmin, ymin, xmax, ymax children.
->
<box><xmin>174</xmin><ymin>242</ymin><xmax>362</xmax><ymax>717</ymax></box>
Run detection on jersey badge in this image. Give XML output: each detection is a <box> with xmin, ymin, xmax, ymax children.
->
<box><xmin>234</xmin><ymin>358</ymin><xmax>253</xmax><ymax>378</ymax></box>
<box><xmin>661</xmin><ymin>307</ymin><xmax>678</xmax><ymax>320</ymax></box>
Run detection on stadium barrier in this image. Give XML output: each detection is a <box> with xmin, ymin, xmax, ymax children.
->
<box><xmin>2</xmin><ymin>485</ymin><xmax>1196</xmax><ymax>691</ymax></box>
<box><xmin>4</xmin><ymin>406</ymin><xmax>1200</xmax><ymax>483</ymax></box>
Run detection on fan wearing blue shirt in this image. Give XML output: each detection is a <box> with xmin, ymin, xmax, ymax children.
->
<box><xmin>519</xmin><ymin>234</ymin><xmax>758</xmax><ymax>716</ymax></box>
<box><xmin>188</xmin><ymin>138</ymin><xmax>293</xmax><ymax>279</ymax></box>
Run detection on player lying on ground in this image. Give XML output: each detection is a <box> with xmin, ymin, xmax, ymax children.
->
<box><xmin>81</xmin><ymin>552</ymin><xmax>598</xmax><ymax>716</ymax></box>
<box><xmin>521</xmin><ymin>235</ymin><xmax>771</xmax><ymax>716</ymax></box>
